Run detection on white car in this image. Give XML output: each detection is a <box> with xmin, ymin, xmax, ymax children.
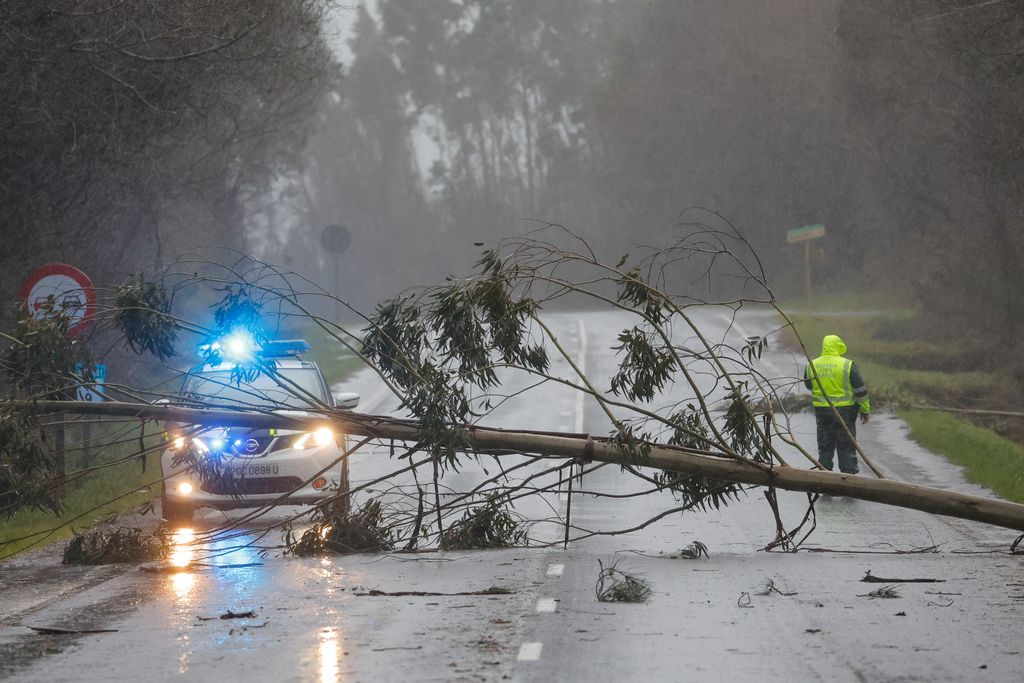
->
<box><xmin>160</xmin><ymin>339</ymin><xmax>358</xmax><ymax>523</ymax></box>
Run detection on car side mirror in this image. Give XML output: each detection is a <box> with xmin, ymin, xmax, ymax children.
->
<box><xmin>333</xmin><ymin>392</ymin><xmax>360</xmax><ymax>409</ymax></box>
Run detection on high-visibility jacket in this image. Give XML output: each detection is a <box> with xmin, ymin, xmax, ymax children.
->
<box><xmin>803</xmin><ymin>334</ymin><xmax>870</xmax><ymax>414</ymax></box>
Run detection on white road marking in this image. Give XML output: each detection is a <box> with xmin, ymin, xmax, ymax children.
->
<box><xmin>546</xmin><ymin>563</ymin><xmax>565</xmax><ymax>576</ymax></box>
<box><xmin>536</xmin><ymin>598</ymin><xmax>557</xmax><ymax>613</ymax></box>
<box><xmin>517</xmin><ymin>642</ymin><xmax>544</xmax><ymax>661</ymax></box>
<box><xmin>716</xmin><ymin>311</ymin><xmax>784</xmax><ymax>377</ymax></box>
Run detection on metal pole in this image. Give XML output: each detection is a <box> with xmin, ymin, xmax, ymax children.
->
<box><xmin>804</xmin><ymin>240</ymin><xmax>812</xmax><ymax>313</ymax></box>
<box><xmin>333</xmin><ymin>254</ymin><xmax>341</xmax><ymax>323</ymax></box>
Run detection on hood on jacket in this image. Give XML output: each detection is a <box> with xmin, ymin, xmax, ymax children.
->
<box><xmin>821</xmin><ymin>334</ymin><xmax>847</xmax><ymax>356</ymax></box>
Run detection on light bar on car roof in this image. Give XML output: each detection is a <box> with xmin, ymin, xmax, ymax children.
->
<box><xmin>259</xmin><ymin>339</ymin><xmax>311</xmax><ymax>358</ymax></box>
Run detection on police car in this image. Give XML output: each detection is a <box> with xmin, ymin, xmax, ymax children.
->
<box><xmin>160</xmin><ymin>336</ymin><xmax>358</xmax><ymax>523</ymax></box>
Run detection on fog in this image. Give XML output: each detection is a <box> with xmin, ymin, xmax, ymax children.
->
<box><xmin>1</xmin><ymin>0</ymin><xmax>1021</xmax><ymax>382</ymax></box>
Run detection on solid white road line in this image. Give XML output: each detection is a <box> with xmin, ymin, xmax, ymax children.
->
<box><xmin>517</xmin><ymin>642</ymin><xmax>544</xmax><ymax>661</ymax></box>
<box><xmin>716</xmin><ymin>311</ymin><xmax>783</xmax><ymax>377</ymax></box>
<box><xmin>546</xmin><ymin>563</ymin><xmax>565</xmax><ymax>576</ymax></box>
<box><xmin>574</xmin><ymin>317</ymin><xmax>587</xmax><ymax>433</ymax></box>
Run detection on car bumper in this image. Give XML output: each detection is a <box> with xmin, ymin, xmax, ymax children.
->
<box><xmin>161</xmin><ymin>442</ymin><xmax>347</xmax><ymax>510</ymax></box>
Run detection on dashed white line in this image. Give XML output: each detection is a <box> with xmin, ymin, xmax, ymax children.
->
<box><xmin>536</xmin><ymin>598</ymin><xmax>557</xmax><ymax>613</ymax></box>
<box><xmin>517</xmin><ymin>642</ymin><xmax>544</xmax><ymax>661</ymax></box>
<box><xmin>546</xmin><ymin>563</ymin><xmax>565</xmax><ymax>576</ymax></box>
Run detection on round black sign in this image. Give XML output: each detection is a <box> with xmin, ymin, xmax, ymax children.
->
<box><xmin>320</xmin><ymin>224</ymin><xmax>351</xmax><ymax>254</ymax></box>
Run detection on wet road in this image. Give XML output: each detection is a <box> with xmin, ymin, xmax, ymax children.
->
<box><xmin>2</xmin><ymin>308</ymin><xmax>1023</xmax><ymax>682</ymax></box>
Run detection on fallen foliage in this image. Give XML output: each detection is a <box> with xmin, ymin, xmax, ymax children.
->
<box><xmin>285</xmin><ymin>499</ymin><xmax>394</xmax><ymax>556</ymax></box>
<box><xmin>670</xmin><ymin>540</ymin><xmax>709</xmax><ymax>560</ymax></box>
<box><xmin>861</xmin><ymin>585</ymin><xmax>902</xmax><ymax>599</ymax></box>
<box><xmin>595</xmin><ymin>559</ymin><xmax>653</xmax><ymax>603</ymax></box>
<box><xmin>439</xmin><ymin>501</ymin><xmax>527</xmax><ymax>550</ymax></box>
<box><xmin>62</xmin><ymin>527</ymin><xmax>165</xmax><ymax>565</ymax></box>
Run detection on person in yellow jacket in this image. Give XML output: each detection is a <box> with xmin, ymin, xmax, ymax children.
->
<box><xmin>803</xmin><ymin>334</ymin><xmax>870</xmax><ymax>474</ymax></box>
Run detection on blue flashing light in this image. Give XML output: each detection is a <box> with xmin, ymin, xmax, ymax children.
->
<box><xmin>211</xmin><ymin>437</ymin><xmax>226</xmax><ymax>450</ymax></box>
<box><xmin>233</xmin><ymin>439</ymin><xmax>242</xmax><ymax>447</ymax></box>
<box><xmin>222</xmin><ymin>331</ymin><xmax>257</xmax><ymax>362</ymax></box>
<box><xmin>198</xmin><ymin>329</ymin><xmax>261</xmax><ymax>364</ymax></box>
<box><xmin>260</xmin><ymin>339</ymin><xmax>311</xmax><ymax>359</ymax></box>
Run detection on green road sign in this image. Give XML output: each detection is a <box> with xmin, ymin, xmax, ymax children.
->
<box><xmin>787</xmin><ymin>224</ymin><xmax>826</xmax><ymax>243</ymax></box>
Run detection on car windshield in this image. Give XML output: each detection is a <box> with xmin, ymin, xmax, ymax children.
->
<box><xmin>182</xmin><ymin>367</ymin><xmax>327</xmax><ymax>409</ymax></box>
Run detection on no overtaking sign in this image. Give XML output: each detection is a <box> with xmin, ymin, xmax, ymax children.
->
<box><xmin>18</xmin><ymin>263</ymin><xmax>96</xmax><ymax>337</ymax></box>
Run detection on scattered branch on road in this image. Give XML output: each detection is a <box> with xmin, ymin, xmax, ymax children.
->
<box><xmin>284</xmin><ymin>499</ymin><xmax>394</xmax><ymax>556</ymax></box>
<box><xmin>860</xmin><ymin>586</ymin><xmax>902</xmax><ymax>599</ymax></box>
<box><xmin>596</xmin><ymin>559</ymin><xmax>653</xmax><ymax>603</ymax></box>
<box><xmin>670</xmin><ymin>540</ymin><xmax>709</xmax><ymax>559</ymax></box>
<box><xmin>861</xmin><ymin>570</ymin><xmax>944</xmax><ymax>583</ymax></box>
<box><xmin>356</xmin><ymin>587</ymin><xmax>514</xmax><ymax>597</ymax></box>
<box><xmin>62</xmin><ymin>527</ymin><xmax>165</xmax><ymax>565</ymax></box>
<box><xmin>439</xmin><ymin>499</ymin><xmax>528</xmax><ymax>550</ymax></box>
<box><xmin>755</xmin><ymin>579</ymin><xmax>798</xmax><ymax>596</ymax></box>
<box><xmin>26</xmin><ymin>626</ymin><xmax>118</xmax><ymax>635</ymax></box>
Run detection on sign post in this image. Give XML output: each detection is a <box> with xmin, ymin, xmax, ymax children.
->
<box><xmin>320</xmin><ymin>224</ymin><xmax>352</xmax><ymax>322</ymax></box>
<box><xmin>19</xmin><ymin>263</ymin><xmax>97</xmax><ymax>489</ymax></box>
<box><xmin>73</xmin><ymin>363</ymin><xmax>106</xmax><ymax>463</ymax></box>
<box><xmin>786</xmin><ymin>224</ymin><xmax>826</xmax><ymax>312</ymax></box>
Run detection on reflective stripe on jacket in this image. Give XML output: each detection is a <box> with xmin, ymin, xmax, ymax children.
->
<box><xmin>804</xmin><ymin>334</ymin><xmax>870</xmax><ymax>414</ymax></box>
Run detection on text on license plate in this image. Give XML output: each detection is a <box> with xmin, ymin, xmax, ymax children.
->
<box><xmin>227</xmin><ymin>465</ymin><xmax>279</xmax><ymax>477</ymax></box>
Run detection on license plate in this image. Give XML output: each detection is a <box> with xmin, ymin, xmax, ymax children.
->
<box><xmin>226</xmin><ymin>464</ymin><xmax>279</xmax><ymax>477</ymax></box>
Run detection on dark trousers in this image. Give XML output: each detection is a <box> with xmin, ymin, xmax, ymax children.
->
<box><xmin>814</xmin><ymin>405</ymin><xmax>860</xmax><ymax>474</ymax></box>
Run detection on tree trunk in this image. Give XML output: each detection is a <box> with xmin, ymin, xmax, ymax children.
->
<box><xmin>17</xmin><ymin>400</ymin><xmax>1024</xmax><ymax>533</ymax></box>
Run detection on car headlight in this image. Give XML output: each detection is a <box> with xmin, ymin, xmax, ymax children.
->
<box><xmin>293</xmin><ymin>427</ymin><xmax>336</xmax><ymax>450</ymax></box>
<box><xmin>169</xmin><ymin>436</ymin><xmax>209</xmax><ymax>454</ymax></box>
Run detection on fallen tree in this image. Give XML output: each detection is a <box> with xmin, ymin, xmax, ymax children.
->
<box><xmin>4</xmin><ymin>225</ymin><xmax>1024</xmax><ymax>557</ymax></box>
<box><xmin>11</xmin><ymin>399</ymin><xmax>1024</xmax><ymax>533</ymax></box>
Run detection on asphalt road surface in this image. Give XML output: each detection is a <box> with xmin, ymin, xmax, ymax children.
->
<box><xmin>2</xmin><ymin>308</ymin><xmax>1022</xmax><ymax>682</ymax></box>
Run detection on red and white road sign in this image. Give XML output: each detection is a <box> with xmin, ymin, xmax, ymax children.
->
<box><xmin>18</xmin><ymin>263</ymin><xmax>96</xmax><ymax>337</ymax></box>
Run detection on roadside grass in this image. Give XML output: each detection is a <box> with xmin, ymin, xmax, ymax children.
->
<box><xmin>900</xmin><ymin>410</ymin><xmax>1024</xmax><ymax>504</ymax></box>
<box><xmin>786</xmin><ymin>309</ymin><xmax>1024</xmax><ymax>504</ymax></box>
<box><xmin>1</xmin><ymin>421</ymin><xmax>162</xmax><ymax>560</ymax></box>
<box><xmin>787</xmin><ymin>314</ymin><xmax>1012</xmax><ymax>406</ymax></box>
<box><xmin>777</xmin><ymin>291</ymin><xmax>913</xmax><ymax>318</ymax></box>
